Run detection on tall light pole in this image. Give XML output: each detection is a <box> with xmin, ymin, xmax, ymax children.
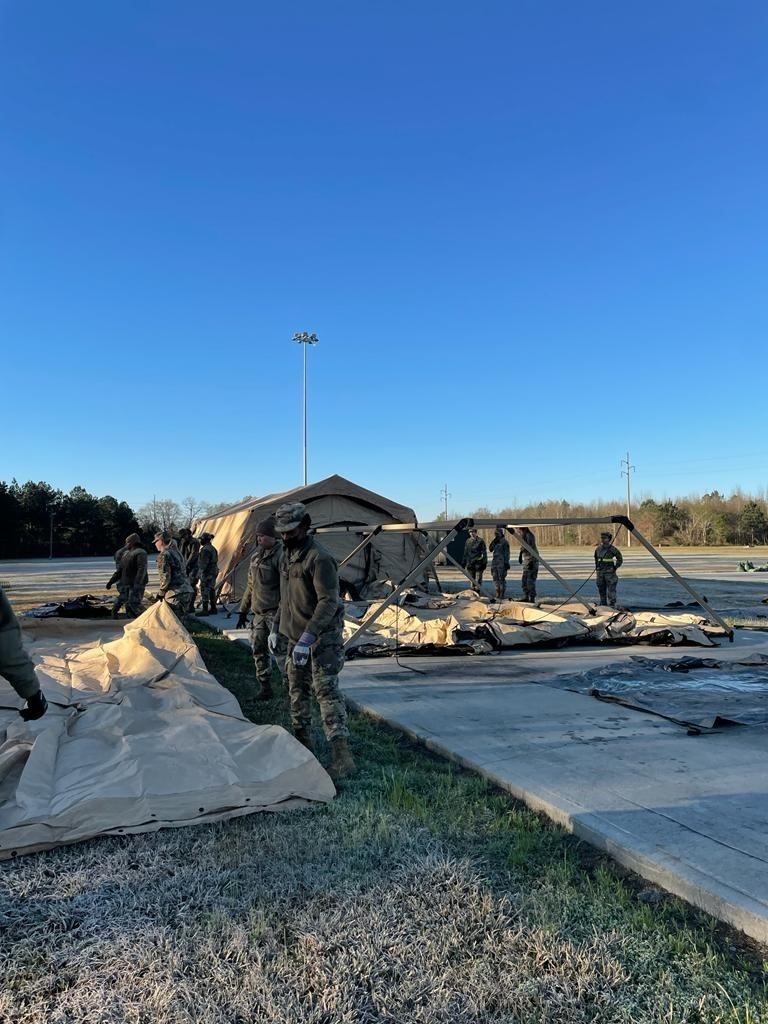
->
<box><xmin>621</xmin><ymin>451</ymin><xmax>635</xmax><ymax>548</ymax></box>
<box><xmin>293</xmin><ymin>331</ymin><xmax>319</xmax><ymax>485</ymax></box>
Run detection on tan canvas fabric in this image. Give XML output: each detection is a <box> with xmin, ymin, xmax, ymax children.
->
<box><xmin>0</xmin><ymin>603</ymin><xmax>335</xmax><ymax>859</ymax></box>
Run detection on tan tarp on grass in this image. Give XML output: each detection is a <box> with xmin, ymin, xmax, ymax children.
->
<box><xmin>344</xmin><ymin>595</ymin><xmax>728</xmax><ymax>652</ymax></box>
<box><xmin>194</xmin><ymin>474</ymin><xmax>424</xmax><ymax>601</ymax></box>
<box><xmin>0</xmin><ymin>603</ymin><xmax>335</xmax><ymax>859</ymax></box>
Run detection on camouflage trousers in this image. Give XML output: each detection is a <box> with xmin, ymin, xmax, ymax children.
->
<box><xmin>125</xmin><ymin>583</ymin><xmax>146</xmax><ymax>618</ymax></box>
<box><xmin>285</xmin><ymin>629</ymin><xmax>348</xmax><ymax>741</ymax></box>
<box><xmin>112</xmin><ymin>583</ymin><xmax>129</xmax><ymax>614</ymax></box>
<box><xmin>491</xmin><ymin>565</ymin><xmax>508</xmax><ymax>598</ymax></box>
<box><xmin>521</xmin><ymin>560</ymin><xmax>539</xmax><ymax>601</ymax></box>
<box><xmin>250</xmin><ymin>609</ymin><xmax>286</xmax><ymax>687</ymax></box>
<box><xmin>597</xmin><ymin>569</ymin><xmax>618</xmax><ymax>607</ymax></box>
<box><xmin>199</xmin><ymin>575</ymin><xmax>217</xmax><ymax>610</ymax></box>
<box><xmin>466</xmin><ymin>563</ymin><xmax>485</xmax><ymax>589</ymax></box>
<box><xmin>163</xmin><ymin>588</ymin><xmax>194</xmax><ymax>616</ymax></box>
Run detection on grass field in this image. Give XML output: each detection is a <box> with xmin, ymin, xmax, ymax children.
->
<box><xmin>1</xmin><ymin>622</ymin><xmax>767</xmax><ymax>1022</ymax></box>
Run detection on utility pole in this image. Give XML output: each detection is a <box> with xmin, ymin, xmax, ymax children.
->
<box><xmin>440</xmin><ymin>483</ymin><xmax>451</xmax><ymax>520</ymax></box>
<box><xmin>293</xmin><ymin>332</ymin><xmax>319</xmax><ymax>486</ymax></box>
<box><xmin>621</xmin><ymin>451</ymin><xmax>635</xmax><ymax>547</ymax></box>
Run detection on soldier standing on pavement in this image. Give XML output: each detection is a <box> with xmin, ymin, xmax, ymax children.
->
<box><xmin>236</xmin><ymin>518</ymin><xmax>287</xmax><ymax>700</ymax></box>
<box><xmin>489</xmin><ymin>526</ymin><xmax>510</xmax><ymax>600</ymax></box>
<box><xmin>517</xmin><ymin>527</ymin><xmax>540</xmax><ymax>603</ymax></box>
<box><xmin>594</xmin><ymin>531</ymin><xmax>623</xmax><ymax>607</ymax></box>
<box><xmin>178</xmin><ymin>528</ymin><xmax>201</xmax><ymax>593</ymax></box>
<box><xmin>197</xmin><ymin>532</ymin><xmax>219</xmax><ymax>616</ymax></box>
<box><xmin>463</xmin><ymin>527</ymin><xmax>488</xmax><ymax>592</ymax></box>
<box><xmin>106</xmin><ymin>541</ymin><xmax>130</xmax><ymax>618</ymax></box>
<box><xmin>107</xmin><ymin>533</ymin><xmax>148</xmax><ymax>617</ymax></box>
<box><xmin>269</xmin><ymin>501</ymin><xmax>355</xmax><ymax>780</ymax></box>
<box><xmin>153</xmin><ymin>531</ymin><xmax>194</xmax><ymax>615</ymax></box>
<box><xmin>0</xmin><ymin>585</ymin><xmax>48</xmax><ymax>721</ymax></box>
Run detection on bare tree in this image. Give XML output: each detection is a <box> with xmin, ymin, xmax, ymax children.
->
<box><xmin>136</xmin><ymin>498</ymin><xmax>182</xmax><ymax>533</ymax></box>
<box><xmin>180</xmin><ymin>496</ymin><xmax>211</xmax><ymax>527</ymax></box>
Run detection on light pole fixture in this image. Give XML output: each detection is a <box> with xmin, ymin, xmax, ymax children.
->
<box><xmin>292</xmin><ymin>331</ymin><xmax>319</xmax><ymax>486</ymax></box>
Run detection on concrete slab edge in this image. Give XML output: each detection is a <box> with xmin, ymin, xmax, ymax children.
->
<box><xmin>345</xmin><ymin>695</ymin><xmax>768</xmax><ymax>945</ymax></box>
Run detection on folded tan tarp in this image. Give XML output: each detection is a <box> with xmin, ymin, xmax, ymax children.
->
<box><xmin>344</xmin><ymin>594</ymin><xmax>727</xmax><ymax>653</ymax></box>
<box><xmin>0</xmin><ymin>603</ymin><xmax>334</xmax><ymax>859</ymax></box>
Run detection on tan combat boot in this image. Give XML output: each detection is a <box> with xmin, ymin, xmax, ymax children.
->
<box><xmin>329</xmin><ymin>737</ymin><xmax>356</xmax><ymax>780</ymax></box>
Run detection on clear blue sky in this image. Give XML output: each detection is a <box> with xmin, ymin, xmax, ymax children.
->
<box><xmin>2</xmin><ymin>1</ymin><xmax>766</xmax><ymax>522</ymax></box>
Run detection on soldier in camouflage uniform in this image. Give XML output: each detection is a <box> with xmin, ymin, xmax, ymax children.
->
<box><xmin>197</xmin><ymin>532</ymin><xmax>219</xmax><ymax>616</ymax></box>
<box><xmin>106</xmin><ymin>541</ymin><xmax>130</xmax><ymax>618</ymax></box>
<box><xmin>107</xmin><ymin>533</ymin><xmax>148</xmax><ymax>617</ymax></box>
<box><xmin>0</xmin><ymin>585</ymin><xmax>48</xmax><ymax>721</ymax></box>
<box><xmin>236</xmin><ymin>517</ymin><xmax>286</xmax><ymax>699</ymax></box>
<box><xmin>178</xmin><ymin>528</ymin><xmax>201</xmax><ymax>592</ymax></box>
<box><xmin>594</xmin><ymin>531</ymin><xmax>623</xmax><ymax>607</ymax></box>
<box><xmin>489</xmin><ymin>526</ymin><xmax>510</xmax><ymax>600</ymax></box>
<box><xmin>517</xmin><ymin>527</ymin><xmax>539</xmax><ymax>602</ymax></box>
<box><xmin>269</xmin><ymin>500</ymin><xmax>355</xmax><ymax>780</ymax></box>
<box><xmin>153</xmin><ymin>531</ymin><xmax>194</xmax><ymax>615</ymax></box>
<box><xmin>463</xmin><ymin>527</ymin><xmax>488</xmax><ymax>591</ymax></box>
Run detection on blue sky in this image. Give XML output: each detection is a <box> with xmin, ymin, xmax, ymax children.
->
<box><xmin>2</xmin><ymin>1</ymin><xmax>766</xmax><ymax>522</ymax></box>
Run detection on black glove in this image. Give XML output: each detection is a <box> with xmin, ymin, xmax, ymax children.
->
<box><xmin>106</xmin><ymin>580</ymin><xmax>113</xmax><ymax>590</ymax></box>
<box><xmin>155</xmin><ymin>593</ymin><xmax>164</xmax><ymax>603</ymax></box>
<box><xmin>20</xmin><ymin>691</ymin><xmax>48</xmax><ymax>722</ymax></box>
<box><xmin>236</xmin><ymin>612</ymin><xmax>248</xmax><ymax>629</ymax></box>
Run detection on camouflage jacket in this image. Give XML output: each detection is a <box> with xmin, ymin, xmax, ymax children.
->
<box><xmin>517</xmin><ymin>531</ymin><xmax>539</xmax><ymax>565</ymax></box>
<box><xmin>180</xmin><ymin>535</ymin><xmax>200</xmax><ymax>572</ymax></box>
<box><xmin>489</xmin><ymin>536</ymin><xmax>510</xmax><ymax>570</ymax></box>
<box><xmin>239</xmin><ymin>540</ymin><xmax>283</xmax><ymax>614</ymax></box>
<box><xmin>0</xmin><ymin>585</ymin><xmax>38</xmax><ymax>699</ymax></box>
<box><xmin>198</xmin><ymin>541</ymin><xmax>219</xmax><ymax>581</ymax></box>
<box><xmin>594</xmin><ymin>542</ymin><xmax>623</xmax><ymax>571</ymax></box>
<box><xmin>277</xmin><ymin>536</ymin><xmax>343</xmax><ymax>643</ymax></box>
<box><xmin>463</xmin><ymin>536</ymin><xmax>487</xmax><ymax>568</ymax></box>
<box><xmin>122</xmin><ymin>546</ymin><xmax>148</xmax><ymax>587</ymax></box>
<box><xmin>157</xmin><ymin>545</ymin><xmax>192</xmax><ymax>595</ymax></box>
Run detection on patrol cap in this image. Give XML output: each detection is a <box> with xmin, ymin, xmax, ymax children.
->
<box><xmin>199</xmin><ymin>532</ymin><xmax>215</xmax><ymax>542</ymax></box>
<box><xmin>125</xmin><ymin>532</ymin><xmax>141</xmax><ymax>545</ymax></box>
<box><xmin>274</xmin><ymin>501</ymin><xmax>309</xmax><ymax>531</ymax></box>
<box><xmin>255</xmin><ymin>517</ymin><xmax>277</xmax><ymax>538</ymax></box>
<box><xmin>600</xmin><ymin>531</ymin><xmax>612</xmax><ymax>539</ymax></box>
<box><xmin>153</xmin><ymin>530</ymin><xmax>170</xmax><ymax>544</ymax></box>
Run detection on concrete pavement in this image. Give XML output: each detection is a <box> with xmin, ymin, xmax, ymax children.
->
<box><xmin>337</xmin><ymin>636</ymin><xmax>768</xmax><ymax>943</ymax></box>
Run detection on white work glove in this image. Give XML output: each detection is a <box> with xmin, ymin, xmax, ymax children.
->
<box><xmin>291</xmin><ymin>630</ymin><xmax>316</xmax><ymax>667</ymax></box>
<box><xmin>267</xmin><ymin>629</ymin><xmax>281</xmax><ymax>654</ymax></box>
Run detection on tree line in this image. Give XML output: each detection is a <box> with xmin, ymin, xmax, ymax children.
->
<box><xmin>0</xmin><ymin>481</ymin><xmax>238</xmax><ymax>560</ymax></box>
<box><xmin>457</xmin><ymin>491</ymin><xmax>768</xmax><ymax>547</ymax></box>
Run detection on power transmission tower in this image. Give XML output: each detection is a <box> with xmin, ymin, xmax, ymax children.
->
<box><xmin>440</xmin><ymin>483</ymin><xmax>451</xmax><ymax>521</ymax></box>
<box><xmin>621</xmin><ymin>452</ymin><xmax>635</xmax><ymax>547</ymax></box>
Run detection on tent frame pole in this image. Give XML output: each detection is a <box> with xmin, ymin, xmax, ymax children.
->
<box><xmin>343</xmin><ymin>519</ymin><xmax>470</xmax><ymax>650</ymax></box>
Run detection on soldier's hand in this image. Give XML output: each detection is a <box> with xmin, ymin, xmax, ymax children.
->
<box><xmin>106</xmin><ymin>581</ymin><xmax>112</xmax><ymax>590</ymax></box>
<box><xmin>236</xmin><ymin>612</ymin><xmax>248</xmax><ymax>629</ymax></box>
<box><xmin>155</xmin><ymin>593</ymin><xmax>164</xmax><ymax>603</ymax></box>
<box><xmin>292</xmin><ymin>643</ymin><xmax>311</xmax><ymax>667</ymax></box>
<box><xmin>267</xmin><ymin>630</ymin><xmax>281</xmax><ymax>654</ymax></box>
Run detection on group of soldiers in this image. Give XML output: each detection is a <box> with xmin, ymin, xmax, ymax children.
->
<box><xmin>463</xmin><ymin>526</ymin><xmax>624</xmax><ymax>607</ymax></box>
<box><xmin>106</xmin><ymin>528</ymin><xmax>219</xmax><ymax>618</ymax></box>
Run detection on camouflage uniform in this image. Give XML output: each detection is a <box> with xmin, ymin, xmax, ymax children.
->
<box><xmin>277</xmin><ymin>531</ymin><xmax>348</xmax><ymax>742</ymax></box>
<box><xmin>489</xmin><ymin>531</ymin><xmax>510</xmax><ymax>599</ymax></box>
<box><xmin>109</xmin><ymin>544</ymin><xmax>129</xmax><ymax>616</ymax></box>
<box><xmin>594</xmin><ymin>537</ymin><xmax>623</xmax><ymax>607</ymax></box>
<box><xmin>518</xmin><ymin>529</ymin><xmax>539</xmax><ymax>602</ymax></box>
<box><xmin>0</xmin><ymin>585</ymin><xmax>39</xmax><ymax>700</ymax></box>
<box><xmin>463</xmin><ymin>533</ymin><xmax>488</xmax><ymax>590</ymax></box>
<box><xmin>198</xmin><ymin>536</ymin><xmax>219</xmax><ymax>614</ymax></box>
<box><xmin>122</xmin><ymin>545</ymin><xmax>148</xmax><ymax>617</ymax></box>
<box><xmin>156</xmin><ymin>544</ymin><xmax>194</xmax><ymax>614</ymax></box>
<box><xmin>239</xmin><ymin>540</ymin><xmax>287</xmax><ymax>693</ymax></box>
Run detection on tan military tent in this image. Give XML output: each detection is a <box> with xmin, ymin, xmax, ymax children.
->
<box><xmin>193</xmin><ymin>475</ymin><xmax>425</xmax><ymax>602</ymax></box>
